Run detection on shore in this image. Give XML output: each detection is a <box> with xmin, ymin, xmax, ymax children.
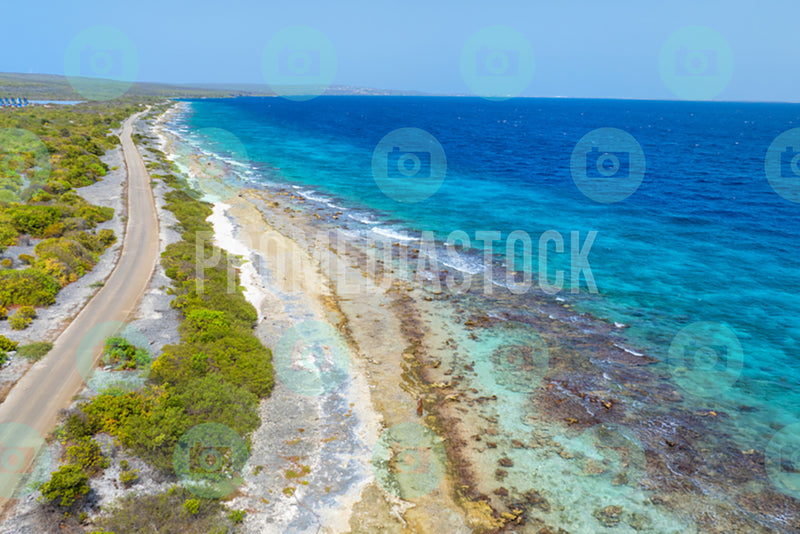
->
<box><xmin>154</xmin><ymin>103</ymin><xmax>471</xmax><ymax>532</ymax></box>
<box><xmin>159</xmin><ymin>100</ymin><xmax>800</xmax><ymax>533</ymax></box>
<box><xmin>3</xmin><ymin>102</ymin><xmax>788</xmax><ymax>533</ymax></box>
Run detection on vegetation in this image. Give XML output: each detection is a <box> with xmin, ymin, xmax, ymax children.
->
<box><xmin>0</xmin><ymin>99</ymin><xmax>129</xmax><ymax>313</ymax></box>
<box><xmin>93</xmin><ymin>486</ymin><xmax>238</xmax><ymax>534</ymax></box>
<box><xmin>102</xmin><ymin>336</ymin><xmax>151</xmax><ymax>370</ymax></box>
<box><xmin>39</xmin><ymin>464</ymin><xmax>90</xmax><ymax>507</ymax></box>
<box><xmin>0</xmin><ymin>334</ymin><xmax>18</xmax><ymax>365</ymax></box>
<box><xmin>16</xmin><ymin>341</ymin><xmax>53</xmax><ymax>360</ymax></box>
<box><xmin>46</xmin><ymin>106</ymin><xmax>273</xmax><ymax>529</ymax></box>
<box><xmin>9</xmin><ymin>311</ymin><xmax>32</xmax><ymax>330</ymax></box>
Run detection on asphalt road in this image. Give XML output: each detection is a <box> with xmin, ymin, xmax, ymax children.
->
<box><xmin>0</xmin><ymin>109</ymin><xmax>159</xmax><ymax>507</ymax></box>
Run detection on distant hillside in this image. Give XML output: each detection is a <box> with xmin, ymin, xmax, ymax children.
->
<box><xmin>0</xmin><ymin>73</ymin><xmax>427</xmax><ymax>100</ymax></box>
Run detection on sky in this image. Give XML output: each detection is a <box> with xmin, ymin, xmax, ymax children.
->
<box><xmin>4</xmin><ymin>0</ymin><xmax>799</xmax><ymax>102</ymax></box>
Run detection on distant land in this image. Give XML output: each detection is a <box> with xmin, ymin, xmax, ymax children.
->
<box><xmin>0</xmin><ymin>72</ymin><xmax>428</xmax><ymax>100</ymax></box>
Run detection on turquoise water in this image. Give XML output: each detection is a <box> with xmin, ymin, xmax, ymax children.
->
<box><xmin>169</xmin><ymin>96</ymin><xmax>800</xmax><ymax>528</ymax></box>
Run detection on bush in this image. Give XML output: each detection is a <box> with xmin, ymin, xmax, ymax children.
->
<box><xmin>183</xmin><ymin>499</ymin><xmax>200</xmax><ymax>515</ymax></box>
<box><xmin>0</xmin><ymin>335</ymin><xmax>17</xmax><ymax>352</ymax></box>
<box><xmin>17</xmin><ymin>305</ymin><xmax>36</xmax><ymax>320</ymax></box>
<box><xmin>6</xmin><ymin>204</ymin><xmax>61</xmax><ymax>237</ymax></box>
<box><xmin>39</xmin><ymin>464</ymin><xmax>90</xmax><ymax>507</ymax></box>
<box><xmin>0</xmin><ymin>306</ymin><xmax>6</xmax><ymax>320</ymax></box>
<box><xmin>95</xmin><ymin>487</ymin><xmax>231</xmax><ymax>534</ymax></box>
<box><xmin>16</xmin><ymin>341</ymin><xmax>53</xmax><ymax>360</ymax></box>
<box><xmin>18</xmin><ymin>253</ymin><xmax>35</xmax><ymax>265</ymax></box>
<box><xmin>1</xmin><ymin>258</ymin><xmax>11</xmax><ymax>268</ymax></box>
<box><xmin>0</xmin><ymin>268</ymin><xmax>60</xmax><ymax>306</ymax></box>
<box><xmin>65</xmin><ymin>437</ymin><xmax>108</xmax><ymax>475</ymax></box>
<box><xmin>98</xmin><ymin>228</ymin><xmax>116</xmax><ymax>247</ymax></box>
<box><xmin>228</xmin><ymin>509</ymin><xmax>246</xmax><ymax>524</ymax></box>
<box><xmin>103</xmin><ymin>336</ymin><xmax>150</xmax><ymax>370</ymax></box>
<box><xmin>119</xmin><ymin>468</ymin><xmax>139</xmax><ymax>487</ymax></box>
<box><xmin>9</xmin><ymin>313</ymin><xmax>32</xmax><ymax>330</ymax></box>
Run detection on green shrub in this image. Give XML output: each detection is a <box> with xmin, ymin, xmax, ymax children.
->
<box><xmin>102</xmin><ymin>336</ymin><xmax>150</xmax><ymax>370</ymax></box>
<box><xmin>9</xmin><ymin>313</ymin><xmax>32</xmax><ymax>330</ymax></box>
<box><xmin>0</xmin><ymin>335</ymin><xmax>17</xmax><ymax>352</ymax></box>
<box><xmin>6</xmin><ymin>204</ymin><xmax>61</xmax><ymax>237</ymax></box>
<box><xmin>0</xmin><ymin>225</ymin><xmax>16</xmax><ymax>252</ymax></box>
<box><xmin>18</xmin><ymin>253</ymin><xmax>35</xmax><ymax>265</ymax></box>
<box><xmin>0</xmin><ymin>268</ymin><xmax>60</xmax><ymax>306</ymax></box>
<box><xmin>183</xmin><ymin>499</ymin><xmax>200</xmax><ymax>515</ymax></box>
<box><xmin>0</xmin><ymin>306</ymin><xmax>6</xmax><ymax>320</ymax></box>
<box><xmin>39</xmin><ymin>464</ymin><xmax>90</xmax><ymax>507</ymax></box>
<box><xmin>95</xmin><ymin>487</ymin><xmax>229</xmax><ymax>534</ymax></box>
<box><xmin>119</xmin><ymin>469</ymin><xmax>139</xmax><ymax>487</ymax></box>
<box><xmin>65</xmin><ymin>437</ymin><xmax>108</xmax><ymax>475</ymax></box>
<box><xmin>17</xmin><ymin>305</ymin><xmax>36</xmax><ymax>319</ymax></box>
<box><xmin>98</xmin><ymin>228</ymin><xmax>116</xmax><ymax>247</ymax></box>
<box><xmin>1</xmin><ymin>258</ymin><xmax>11</xmax><ymax>268</ymax></box>
<box><xmin>16</xmin><ymin>341</ymin><xmax>53</xmax><ymax>360</ymax></box>
<box><xmin>227</xmin><ymin>509</ymin><xmax>246</xmax><ymax>524</ymax></box>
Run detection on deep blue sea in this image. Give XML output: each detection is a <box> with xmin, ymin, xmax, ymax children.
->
<box><xmin>170</xmin><ymin>96</ymin><xmax>800</xmax><ymax>527</ymax></box>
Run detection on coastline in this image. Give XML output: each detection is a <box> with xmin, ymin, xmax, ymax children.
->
<box><xmin>153</xmin><ymin>101</ymin><xmax>800</xmax><ymax>533</ymax></box>
<box><xmin>156</xmin><ymin>103</ymin><xmax>474</xmax><ymax>532</ymax></box>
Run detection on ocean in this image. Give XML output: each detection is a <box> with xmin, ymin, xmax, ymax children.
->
<box><xmin>165</xmin><ymin>96</ymin><xmax>800</xmax><ymax>531</ymax></box>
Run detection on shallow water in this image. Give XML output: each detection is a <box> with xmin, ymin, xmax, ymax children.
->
<box><xmin>164</xmin><ymin>97</ymin><xmax>800</xmax><ymax>531</ymax></box>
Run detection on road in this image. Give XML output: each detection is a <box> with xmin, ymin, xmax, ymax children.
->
<box><xmin>0</xmin><ymin>109</ymin><xmax>160</xmax><ymax>509</ymax></box>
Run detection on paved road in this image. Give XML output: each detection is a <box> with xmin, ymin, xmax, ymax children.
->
<box><xmin>0</xmin><ymin>110</ymin><xmax>159</xmax><ymax>508</ymax></box>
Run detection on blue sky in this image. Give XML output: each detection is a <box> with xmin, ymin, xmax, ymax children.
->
<box><xmin>4</xmin><ymin>0</ymin><xmax>798</xmax><ymax>101</ymax></box>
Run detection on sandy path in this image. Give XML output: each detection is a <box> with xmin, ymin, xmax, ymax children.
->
<box><xmin>0</xmin><ymin>109</ymin><xmax>160</xmax><ymax>515</ymax></box>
